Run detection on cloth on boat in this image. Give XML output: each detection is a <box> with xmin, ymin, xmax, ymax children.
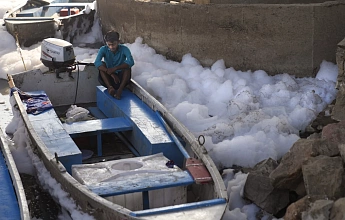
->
<box><xmin>11</xmin><ymin>87</ymin><xmax>53</xmax><ymax>115</ymax></box>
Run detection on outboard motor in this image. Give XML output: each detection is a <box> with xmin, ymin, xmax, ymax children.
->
<box><xmin>41</xmin><ymin>38</ymin><xmax>76</xmax><ymax>78</ymax></box>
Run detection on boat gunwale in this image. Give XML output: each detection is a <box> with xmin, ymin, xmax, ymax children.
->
<box><xmin>0</xmin><ymin>126</ymin><xmax>30</xmax><ymax>220</ymax></box>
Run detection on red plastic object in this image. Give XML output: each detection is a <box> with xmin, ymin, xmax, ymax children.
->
<box><xmin>186</xmin><ymin>158</ymin><xmax>212</xmax><ymax>184</ymax></box>
<box><xmin>60</xmin><ymin>8</ymin><xmax>80</xmax><ymax>17</ymax></box>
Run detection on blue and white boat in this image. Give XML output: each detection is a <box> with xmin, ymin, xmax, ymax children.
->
<box><xmin>5</xmin><ymin>39</ymin><xmax>228</xmax><ymax>219</ymax></box>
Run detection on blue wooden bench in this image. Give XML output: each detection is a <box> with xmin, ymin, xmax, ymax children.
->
<box><xmin>24</xmin><ymin>91</ymin><xmax>82</xmax><ymax>174</ymax></box>
<box><xmin>63</xmin><ymin>117</ymin><xmax>133</xmax><ymax>156</ymax></box>
<box><xmin>16</xmin><ymin>7</ymin><xmax>43</xmax><ymax>17</ymax></box>
<box><xmin>87</xmin><ymin>171</ymin><xmax>194</xmax><ymax>197</ymax></box>
<box><xmin>86</xmin><ymin>168</ymin><xmax>225</xmax><ymax>215</ymax></box>
<box><xmin>96</xmin><ymin>86</ymin><xmax>185</xmax><ymax>167</ymax></box>
<box><xmin>87</xmin><ymin>170</ymin><xmax>194</xmax><ymax>210</ymax></box>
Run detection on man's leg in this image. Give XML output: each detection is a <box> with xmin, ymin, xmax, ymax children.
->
<box><xmin>114</xmin><ymin>68</ymin><xmax>131</xmax><ymax>100</ymax></box>
<box><xmin>99</xmin><ymin>70</ymin><xmax>116</xmax><ymax>96</ymax></box>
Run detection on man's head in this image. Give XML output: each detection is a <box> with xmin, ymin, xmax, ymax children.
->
<box><xmin>105</xmin><ymin>31</ymin><xmax>120</xmax><ymax>52</ymax></box>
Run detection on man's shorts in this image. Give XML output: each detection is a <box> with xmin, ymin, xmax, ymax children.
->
<box><xmin>98</xmin><ymin>69</ymin><xmax>131</xmax><ymax>90</ymax></box>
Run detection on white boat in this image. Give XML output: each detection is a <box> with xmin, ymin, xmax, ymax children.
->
<box><xmin>4</xmin><ymin>38</ymin><xmax>228</xmax><ymax>219</ymax></box>
<box><xmin>3</xmin><ymin>0</ymin><xmax>95</xmax><ymax>47</ymax></box>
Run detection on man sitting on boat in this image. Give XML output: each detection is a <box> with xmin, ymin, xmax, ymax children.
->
<box><xmin>94</xmin><ymin>31</ymin><xmax>134</xmax><ymax>99</ymax></box>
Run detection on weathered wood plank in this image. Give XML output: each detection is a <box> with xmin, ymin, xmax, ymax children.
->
<box><xmin>87</xmin><ymin>171</ymin><xmax>194</xmax><ymax>197</ymax></box>
<box><xmin>64</xmin><ymin>117</ymin><xmax>132</xmax><ymax>136</ymax></box>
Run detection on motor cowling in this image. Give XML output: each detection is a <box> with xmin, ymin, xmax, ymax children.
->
<box><xmin>41</xmin><ymin>38</ymin><xmax>75</xmax><ymax>71</ymax></box>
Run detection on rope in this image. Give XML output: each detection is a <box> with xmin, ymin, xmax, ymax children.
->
<box><xmin>14</xmin><ymin>32</ymin><xmax>27</xmax><ymax>71</ymax></box>
<box><xmin>73</xmin><ymin>63</ymin><xmax>80</xmax><ymax>104</ymax></box>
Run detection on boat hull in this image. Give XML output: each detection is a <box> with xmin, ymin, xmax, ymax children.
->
<box><xmin>9</xmin><ymin>67</ymin><xmax>228</xmax><ymax>219</ymax></box>
<box><xmin>5</xmin><ymin>19</ymin><xmax>57</xmax><ymax>47</ymax></box>
<box><xmin>3</xmin><ymin>1</ymin><xmax>96</xmax><ymax>47</ymax></box>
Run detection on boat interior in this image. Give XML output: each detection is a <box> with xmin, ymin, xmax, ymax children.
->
<box><xmin>19</xmin><ymin>85</ymin><xmax>226</xmax><ymax>216</ymax></box>
<box><xmin>8</xmin><ymin>0</ymin><xmax>91</xmax><ymax>19</ymax></box>
<box><xmin>54</xmin><ymin>104</ymin><xmax>135</xmax><ymax>163</ymax></box>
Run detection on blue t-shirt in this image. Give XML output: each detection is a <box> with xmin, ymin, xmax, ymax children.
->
<box><xmin>94</xmin><ymin>44</ymin><xmax>134</xmax><ymax>73</ymax></box>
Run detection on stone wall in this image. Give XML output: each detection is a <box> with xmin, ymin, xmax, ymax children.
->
<box><xmin>332</xmin><ymin>38</ymin><xmax>345</xmax><ymax>121</ymax></box>
<box><xmin>97</xmin><ymin>0</ymin><xmax>345</xmax><ymax>77</ymax></box>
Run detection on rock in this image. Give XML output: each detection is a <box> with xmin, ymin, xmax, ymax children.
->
<box><xmin>332</xmin><ymin>90</ymin><xmax>345</xmax><ymax>121</ymax></box>
<box><xmin>243</xmin><ymin>158</ymin><xmax>289</xmax><ymax>215</ymax></box>
<box><xmin>312</xmin><ymin>139</ymin><xmax>339</xmax><ymax>157</ymax></box>
<box><xmin>270</xmin><ymin>139</ymin><xmax>340</xmax><ymax>191</ymax></box>
<box><xmin>330</xmin><ymin>198</ymin><xmax>345</xmax><ymax>220</ymax></box>
<box><xmin>322</xmin><ymin>120</ymin><xmax>345</xmax><ymax>144</ymax></box>
<box><xmin>294</xmin><ymin>181</ymin><xmax>306</xmax><ymax>198</ymax></box>
<box><xmin>284</xmin><ymin>195</ymin><xmax>325</xmax><ymax>220</ymax></box>
<box><xmin>308</xmin><ymin>107</ymin><xmax>338</xmax><ymax>134</ymax></box>
<box><xmin>270</xmin><ymin>139</ymin><xmax>316</xmax><ymax>190</ymax></box>
<box><xmin>333</xmin><ymin>42</ymin><xmax>345</xmax><ymax>121</ymax></box>
<box><xmin>307</xmin><ymin>132</ymin><xmax>321</xmax><ymax>139</ymax></box>
<box><xmin>301</xmin><ymin>199</ymin><xmax>334</xmax><ymax>220</ymax></box>
<box><xmin>338</xmin><ymin>144</ymin><xmax>345</xmax><ymax>162</ymax></box>
<box><xmin>302</xmin><ymin>155</ymin><xmax>345</xmax><ymax>200</ymax></box>
<box><xmin>280</xmin><ymin>41</ymin><xmax>345</xmax><ymax>220</ymax></box>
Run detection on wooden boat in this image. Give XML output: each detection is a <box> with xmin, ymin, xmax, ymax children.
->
<box><xmin>7</xmin><ymin>63</ymin><xmax>228</xmax><ymax>219</ymax></box>
<box><xmin>6</xmin><ymin>36</ymin><xmax>228</xmax><ymax>219</ymax></box>
<box><xmin>3</xmin><ymin>0</ymin><xmax>95</xmax><ymax>47</ymax></box>
<box><xmin>0</xmin><ymin>98</ymin><xmax>30</xmax><ymax>219</ymax></box>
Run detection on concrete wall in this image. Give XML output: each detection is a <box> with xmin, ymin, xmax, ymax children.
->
<box><xmin>211</xmin><ymin>0</ymin><xmax>334</xmax><ymax>4</ymax></box>
<box><xmin>97</xmin><ymin>0</ymin><xmax>345</xmax><ymax>77</ymax></box>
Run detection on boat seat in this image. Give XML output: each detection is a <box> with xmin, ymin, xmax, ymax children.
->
<box><xmin>64</xmin><ymin>117</ymin><xmax>133</xmax><ymax>156</ymax></box>
<box><xmin>24</xmin><ymin>91</ymin><xmax>82</xmax><ymax>174</ymax></box>
<box><xmin>87</xmin><ymin>170</ymin><xmax>194</xmax><ymax>196</ymax></box>
<box><xmin>86</xmin><ymin>170</ymin><xmax>194</xmax><ymax>210</ymax></box>
<box><xmin>96</xmin><ymin>86</ymin><xmax>185</xmax><ymax>167</ymax></box>
<box><xmin>16</xmin><ymin>8</ymin><xmax>43</xmax><ymax>17</ymax></box>
<box><xmin>86</xmin><ymin>169</ymin><xmax>226</xmax><ymax>214</ymax></box>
